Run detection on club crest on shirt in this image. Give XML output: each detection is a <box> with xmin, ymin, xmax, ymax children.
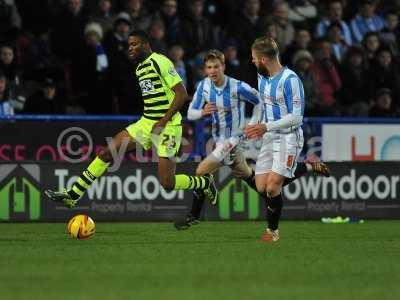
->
<box><xmin>293</xmin><ymin>97</ymin><xmax>301</xmax><ymax>107</ymax></box>
<box><xmin>139</xmin><ymin>79</ymin><xmax>155</xmax><ymax>93</ymax></box>
<box><xmin>168</xmin><ymin>67</ymin><xmax>178</xmax><ymax>76</ymax></box>
<box><xmin>264</xmin><ymin>95</ymin><xmax>285</xmax><ymax>105</ymax></box>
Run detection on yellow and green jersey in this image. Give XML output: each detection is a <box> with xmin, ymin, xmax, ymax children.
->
<box><xmin>136</xmin><ymin>52</ymin><xmax>183</xmax><ymax>125</ymax></box>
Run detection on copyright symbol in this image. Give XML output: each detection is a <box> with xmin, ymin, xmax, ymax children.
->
<box><xmin>57</xmin><ymin>127</ymin><xmax>93</xmax><ymax>163</ymax></box>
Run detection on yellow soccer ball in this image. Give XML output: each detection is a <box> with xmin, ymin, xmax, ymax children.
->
<box><xmin>67</xmin><ymin>215</ymin><xmax>96</xmax><ymax>240</ymax></box>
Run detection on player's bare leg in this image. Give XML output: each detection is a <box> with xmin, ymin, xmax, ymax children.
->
<box><xmin>45</xmin><ymin>130</ymin><xmax>136</xmax><ymax>207</ymax></box>
<box><xmin>256</xmin><ymin>172</ymin><xmax>285</xmax><ymax>242</ymax></box>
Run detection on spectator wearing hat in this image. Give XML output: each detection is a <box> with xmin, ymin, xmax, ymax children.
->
<box><xmin>104</xmin><ymin>12</ymin><xmax>141</xmax><ymax>114</ymax></box>
<box><xmin>338</xmin><ymin>46</ymin><xmax>370</xmax><ymax>116</ymax></box>
<box><xmin>71</xmin><ymin>22</ymin><xmax>112</xmax><ymax>114</ymax></box>
<box><xmin>292</xmin><ymin>49</ymin><xmax>318</xmax><ymax>115</ymax></box>
<box><xmin>369</xmin><ymin>88</ymin><xmax>398</xmax><ymax>117</ymax></box>
<box><xmin>350</xmin><ymin>0</ymin><xmax>385</xmax><ymax>43</ymax></box>
<box><xmin>316</xmin><ymin>0</ymin><xmax>352</xmax><ymax>46</ymax></box>
<box><xmin>104</xmin><ymin>12</ymin><xmax>131</xmax><ymax>54</ymax></box>
<box><xmin>23</xmin><ymin>78</ymin><xmax>66</xmax><ymax>114</ymax></box>
<box><xmin>90</xmin><ymin>0</ymin><xmax>115</xmax><ymax>34</ymax></box>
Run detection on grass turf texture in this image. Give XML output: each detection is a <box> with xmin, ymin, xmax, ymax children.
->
<box><xmin>0</xmin><ymin>221</ymin><xmax>399</xmax><ymax>300</ymax></box>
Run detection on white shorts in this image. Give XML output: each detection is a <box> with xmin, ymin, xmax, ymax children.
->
<box><xmin>210</xmin><ymin>137</ymin><xmax>241</xmax><ymax>165</ymax></box>
<box><xmin>255</xmin><ymin>128</ymin><xmax>304</xmax><ymax>178</ymax></box>
<box><xmin>203</xmin><ymin>136</ymin><xmax>251</xmax><ymax>178</ymax></box>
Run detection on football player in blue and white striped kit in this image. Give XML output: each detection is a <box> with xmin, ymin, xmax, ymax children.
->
<box><xmin>246</xmin><ymin>37</ymin><xmax>330</xmax><ymax>241</ymax></box>
<box><xmin>175</xmin><ymin>49</ymin><xmax>330</xmax><ymax>230</ymax></box>
<box><xmin>174</xmin><ymin>49</ymin><xmax>262</xmax><ymax>229</ymax></box>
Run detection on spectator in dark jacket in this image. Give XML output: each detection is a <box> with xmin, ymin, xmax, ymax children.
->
<box><xmin>148</xmin><ymin>19</ymin><xmax>167</xmax><ymax>54</ymax></box>
<box><xmin>369</xmin><ymin>88</ymin><xmax>398</xmax><ymax>117</ymax></box>
<box><xmin>362</xmin><ymin>31</ymin><xmax>380</xmax><ymax>67</ymax></box>
<box><xmin>0</xmin><ymin>70</ymin><xmax>14</xmax><ymax>115</ymax></box>
<box><xmin>281</xmin><ymin>27</ymin><xmax>312</xmax><ymax>67</ymax></box>
<box><xmin>326</xmin><ymin>21</ymin><xmax>348</xmax><ymax>63</ymax></box>
<box><xmin>380</xmin><ymin>11</ymin><xmax>400</xmax><ymax>56</ymax></box>
<box><xmin>0</xmin><ymin>44</ymin><xmax>20</xmax><ymax>86</ymax></box>
<box><xmin>71</xmin><ymin>22</ymin><xmax>112</xmax><ymax>114</ymax></box>
<box><xmin>338</xmin><ymin>46</ymin><xmax>370</xmax><ymax>116</ymax></box>
<box><xmin>90</xmin><ymin>0</ymin><xmax>115</xmax><ymax>34</ymax></box>
<box><xmin>104</xmin><ymin>13</ymin><xmax>141</xmax><ymax>114</ymax></box>
<box><xmin>51</xmin><ymin>0</ymin><xmax>89</xmax><ymax>61</ymax></box>
<box><xmin>0</xmin><ymin>0</ymin><xmax>22</xmax><ymax>43</ymax></box>
<box><xmin>179</xmin><ymin>0</ymin><xmax>217</xmax><ymax>57</ymax></box>
<box><xmin>152</xmin><ymin>0</ymin><xmax>181</xmax><ymax>46</ymax></box>
<box><xmin>123</xmin><ymin>0</ymin><xmax>151</xmax><ymax>31</ymax></box>
<box><xmin>292</xmin><ymin>49</ymin><xmax>318</xmax><ymax>115</ymax></box>
<box><xmin>23</xmin><ymin>78</ymin><xmax>66</xmax><ymax>114</ymax></box>
<box><xmin>226</xmin><ymin>0</ymin><xmax>263</xmax><ymax>60</ymax></box>
<box><xmin>367</xmin><ymin>47</ymin><xmax>400</xmax><ymax>103</ymax></box>
<box><xmin>223</xmin><ymin>39</ymin><xmax>242</xmax><ymax>80</ymax></box>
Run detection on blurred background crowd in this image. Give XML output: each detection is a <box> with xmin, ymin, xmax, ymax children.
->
<box><xmin>0</xmin><ymin>0</ymin><xmax>399</xmax><ymax>117</ymax></box>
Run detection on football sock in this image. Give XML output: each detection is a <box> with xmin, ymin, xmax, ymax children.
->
<box><xmin>266</xmin><ymin>194</ymin><xmax>283</xmax><ymax>231</ymax></box>
<box><xmin>282</xmin><ymin>162</ymin><xmax>308</xmax><ymax>187</ymax></box>
<box><xmin>189</xmin><ymin>189</ymin><xmax>205</xmax><ymax>219</ymax></box>
<box><xmin>68</xmin><ymin>156</ymin><xmax>110</xmax><ymax>200</ymax></box>
<box><xmin>174</xmin><ymin>174</ymin><xmax>210</xmax><ymax>190</ymax></box>
<box><xmin>243</xmin><ymin>170</ymin><xmax>257</xmax><ymax>191</ymax></box>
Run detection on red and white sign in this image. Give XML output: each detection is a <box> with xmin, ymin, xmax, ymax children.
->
<box><xmin>322</xmin><ymin>124</ymin><xmax>400</xmax><ymax>161</ymax></box>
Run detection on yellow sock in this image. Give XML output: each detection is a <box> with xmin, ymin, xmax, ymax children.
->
<box><xmin>174</xmin><ymin>174</ymin><xmax>209</xmax><ymax>190</ymax></box>
<box><xmin>69</xmin><ymin>156</ymin><xmax>110</xmax><ymax>200</ymax></box>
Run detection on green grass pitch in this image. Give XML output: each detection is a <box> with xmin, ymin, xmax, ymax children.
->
<box><xmin>0</xmin><ymin>221</ymin><xmax>399</xmax><ymax>300</ymax></box>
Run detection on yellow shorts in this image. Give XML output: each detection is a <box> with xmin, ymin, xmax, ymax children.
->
<box><xmin>125</xmin><ymin>117</ymin><xmax>182</xmax><ymax>157</ymax></box>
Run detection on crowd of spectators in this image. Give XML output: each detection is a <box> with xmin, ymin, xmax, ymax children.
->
<box><xmin>0</xmin><ymin>0</ymin><xmax>399</xmax><ymax>117</ymax></box>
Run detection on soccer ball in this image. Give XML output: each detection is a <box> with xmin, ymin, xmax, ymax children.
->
<box><xmin>67</xmin><ymin>214</ymin><xmax>96</xmax><ymax>240</ymax></box>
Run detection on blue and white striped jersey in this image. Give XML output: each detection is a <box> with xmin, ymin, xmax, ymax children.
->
<box><xmin>316</xmin><ymin>19</ymin><xmax>353</xmax><ymax>46</ymax></box>
<box><xmin>258</xmin><ymin>67</ymin><xmax>304</xmax><ymax>125</ymax></box>
<box><xmin>188</xmin><ymin>75</ymin><xmax>260</xmax><ymax>139</ymax></box>
<box><xmin>350</xmin><ymin>14</ymin><xmax>385</xmax><ymax>43</ymax></box>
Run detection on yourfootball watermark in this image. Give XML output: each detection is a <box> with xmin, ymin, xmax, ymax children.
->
<box><xmin>56</xmin><ymin>126</ymin><xmax>323</xmax><ymax>171</ymax></box>
<box><xmin>57</xmin><ymin>127</ymin><xmax>93</xmax><ymax>163</ymax></box>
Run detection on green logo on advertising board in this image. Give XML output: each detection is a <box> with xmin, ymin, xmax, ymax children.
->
<box><xmin>0</xmin><ymin>165</ymin><xmax>41</xmax><ymax>221</ymax></box>
<box><xmin>219</xmin><ymin>178</ymin><xmax>259</xmax><ymax>220</ymax></box>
